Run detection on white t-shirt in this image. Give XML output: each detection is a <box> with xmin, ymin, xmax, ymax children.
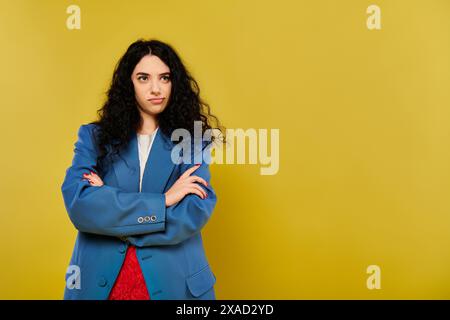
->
<box><xmin>137</xmin><ymin>127</ymin><xmax>159</xmax><ymax>192</ymax></box>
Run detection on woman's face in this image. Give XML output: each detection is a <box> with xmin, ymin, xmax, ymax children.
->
<box><xmin>131</xmin><ymin>54</ymin><xmax>172</xmax><ymax>116</ymax></box>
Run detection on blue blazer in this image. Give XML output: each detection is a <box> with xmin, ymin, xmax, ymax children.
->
<box><xmin>61</xmin><ymin>124</ymin><xmax>217</xmax><ymax>300</ymax></box>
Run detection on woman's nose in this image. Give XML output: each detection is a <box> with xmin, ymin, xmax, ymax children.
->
<box><xmin>150</xmin><ymin>80</ymin><xmax>161</xmax><ymax>94</ymax></box>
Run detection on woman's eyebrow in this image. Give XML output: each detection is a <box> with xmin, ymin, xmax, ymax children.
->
<box><xmin>136</xmin><ymin>72</ymin><xmax>171</xmax><ymax>76</ymax></box>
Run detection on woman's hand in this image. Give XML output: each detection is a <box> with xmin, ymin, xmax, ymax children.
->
<box><xmin>82</xmin><ymin>171</ymin><xmax>104</xmax><ymax>187</ymax></box>
<box><xmin>164</xmin><ymin>164</ymin><xmax>208</xmax><ymax>207</ymax></box>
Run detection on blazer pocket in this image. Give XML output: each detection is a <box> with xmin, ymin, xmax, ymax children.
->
<box><xmin>185</xmin><ymin>264</ymin><xmax>217</xmax><ymax>298</ymax></box>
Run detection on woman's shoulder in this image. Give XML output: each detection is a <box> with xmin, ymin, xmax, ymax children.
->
<box><xmin>74</xmin><ymin>122</ymin><xmax>103</xmax><ymax>153</ymax></box>
<box><xmin>83</xmin><ymin>122</ymin><xmax>100</xmax><ymax>132</ymax></box>
<box><xmin>77</xmin><ymin>122</ymin><xmax>102</xmax><ymax>141</ymax></box>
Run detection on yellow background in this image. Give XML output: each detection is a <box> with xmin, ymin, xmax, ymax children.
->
<box><xmin>0</xmin><ymin>0</ymin><xmax>449</xmax><ymax>299</ymax></box>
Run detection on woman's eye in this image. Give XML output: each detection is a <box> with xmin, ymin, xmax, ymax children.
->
<box><xmin>138</xmin><ymin>76</ymin><xmax>148</xmax><ymax>81</ymax></box>
<box><xmin>162</xmin><ymin>75</ymin><xmax>170</xmax><ymax>81</ymax></box>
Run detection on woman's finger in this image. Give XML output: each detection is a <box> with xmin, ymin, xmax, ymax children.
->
<box><xmin>189</xmin><ymin>183</ymin><xmax>207</xmax><ymax>199</ymax></box>
<box><xmin>92</xmin><ymin>177</ymin><xmax>104</xmax><ymax>186</ymax></box>
<box><xmin>83</xmin><ymin>173</ymin><xmax>103</xmax><ymax>186</ymax></box>
<box><xmin>89</xmin><ymin>172</ymin><xmax>103</xmax><ymax>183</ymax></box>
<box><xmin>90</xmin><ymin>175</ymin><xmax>101</xmax><ymax>182</ymax></box>
<box><xmin>90</xmin><ymin>179</ymin><xmax>102</xmax><ymax>186</ymax></box>
<box><xmin>187</xmin><ymin>175</ymin><xmax>208</xmax><ymax>187</ymax></box>
<box><xmin>186</xmin><ymin>187</ymin><xmax>205</xmax><ymax>199</ymax></box>
<box><xmin>180</xmin><ymin>164</ymin><xmax>201</xmax><ymax>179</ymax></box>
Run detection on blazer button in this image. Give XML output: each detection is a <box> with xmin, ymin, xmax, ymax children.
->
<box><xmin>150</xmin><ymin>215</ymin><xmax>157</xmax><ymax>222</ymax></box>
<box><xmin>97</xmin><ymin>277</ymin><xmax>107</xmax><ymax>287</ymax></box>
<box><xmin>144</xmin><ymin>216</ymin><xmax>150</xmax><ymax>222</ymax></box>
<box><xmin>137</xmin><ymin>216</ymin><xmax>144</xmax><ymax>223</ymax></box>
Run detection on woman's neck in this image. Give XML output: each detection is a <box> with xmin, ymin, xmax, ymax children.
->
<box><xmin>137</xmin><ymin>116</ymin><xmax>158</xmax><ymax>135</ymax></box>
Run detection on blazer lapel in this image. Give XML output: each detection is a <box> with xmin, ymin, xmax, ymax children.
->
<box><xmin>141</xmin><ymin>129</ymin><xmax>176</xmax><ymax>193</ymax></box>
<box><xmin>112</xmin><ymin>129</ymin><xmax>176</xmax><ymax>193</ymax></box>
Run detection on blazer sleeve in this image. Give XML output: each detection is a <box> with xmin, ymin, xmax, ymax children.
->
<box><xmin>61</xmin><ymin>124</ymin><xmax>167</xmax><ymax>237</ymax></box>
<box><xmin>125</xmin><ymin>147</ymin><xmax>217</xmax><ymax>247</ymax></box>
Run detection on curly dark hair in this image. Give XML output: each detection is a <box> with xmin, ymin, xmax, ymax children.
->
<box><xmin>89</xmin><ymin>38</ymin><xmax>224</xmax><ymax>171</ymax></box>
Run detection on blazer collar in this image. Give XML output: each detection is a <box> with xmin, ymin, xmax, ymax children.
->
<box><xmin>112</xmin><ymin>128</ymin><xmax>176</xmax><ymax>193</ymax></box>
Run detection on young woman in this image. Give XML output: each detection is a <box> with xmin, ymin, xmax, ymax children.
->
<box><xmin>61</xmin><ymin>39</ymin><xmax>223</xmax><ymax>300</ymax></box>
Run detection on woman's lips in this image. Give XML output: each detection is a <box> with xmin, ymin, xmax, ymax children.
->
<box><xmin>148</xmin><ymin>98</ymin><xmax>165</xmax><ymax>104</ymax></box>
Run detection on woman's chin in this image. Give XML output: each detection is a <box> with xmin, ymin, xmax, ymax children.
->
<box><xmin>142</xmin><ymin>104</ymin><xmax>166</xmax><ymax>115</ymax></box>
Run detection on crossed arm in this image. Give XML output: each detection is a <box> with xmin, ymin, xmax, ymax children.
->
<box><xmin>61</xmin><ymin>124</ymin><xmax>217</xmax><ymax>246</ymax></box>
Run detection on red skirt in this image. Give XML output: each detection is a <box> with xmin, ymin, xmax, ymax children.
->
<box><xmin>108</xmin><ymin>245</ymin><xmax>150</xmax><ymax>300</ymax></box>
